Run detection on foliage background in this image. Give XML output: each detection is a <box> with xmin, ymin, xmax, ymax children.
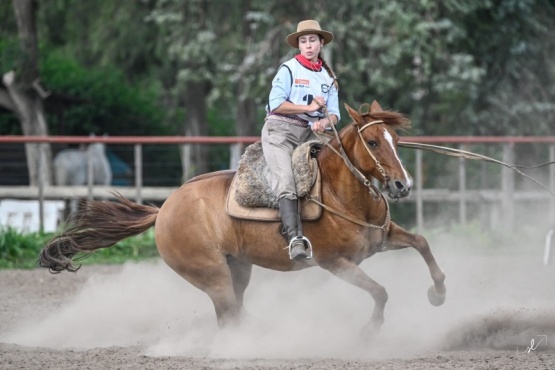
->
<box><xmin>2</xmin><ymin>1</ymin><xmax>553</xmax><ymax>136</ymax></box>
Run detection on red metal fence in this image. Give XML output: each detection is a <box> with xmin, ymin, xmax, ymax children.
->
<box><xmin>1</xmin><ymin>135</ymin><xmax>554</xmax><ymax>233</ymax></box>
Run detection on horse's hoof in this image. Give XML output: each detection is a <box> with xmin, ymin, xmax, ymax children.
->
<box><xmin>427</xmin><ymin>285</ymin><xmax>446</xmax><ymax>306</ymax></box>
<box><xmin>360</xmin><ymin>323</ymin><xmax>381</xmax><ymax>343</ymax></box>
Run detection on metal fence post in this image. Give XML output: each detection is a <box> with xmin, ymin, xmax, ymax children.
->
<box><xmin>501</xmin><ymin>142</ymin><xmax>515</xmax><ymax>229</ymax></box>
<box><xmin>458</xmin><ymin>144</ymin><xmax>467</xmax><ymax>226</ymax></box>
<box><xmin>550</xmin><ymin>144</ymin><xmax>555</xmax><ymax>227</ymax></box>
<box><xmin>87</xmin><ymin>145</ymin><xmax>93</xmax><ymax>200</ymax></box>
<box><xmin>181</xmin><ymin>144</ymin><xmax>192</xmax><ymax>182</ymax></box>
<box><xmin>545</xmin><ymin>229</ymin><xmax>553</xmax><ymax>266</ymax></box>
<box><xmin>38</xmin><ymin>143</ymin><xmax>45</xmax><ymax>233</ymax></box>
<box><xmin>416</xmin><ymin>149</ymin><xmax>423</xmax><ymax>233</ymax></box>
<box><xmin>135</xmin><ymin>144</ymin><xmax>142</xmax><ymax>205</ymax></box>
<box><xmin>229</xmin><ymin>143</ymin><xmax>243</xmax><ymax>170</ymax></box>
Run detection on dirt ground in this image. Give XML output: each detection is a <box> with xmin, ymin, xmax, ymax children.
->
<box><xmin>1</xmin><ymin>230</ymin><xmax>554</xmax><ymax>369</ymax></box>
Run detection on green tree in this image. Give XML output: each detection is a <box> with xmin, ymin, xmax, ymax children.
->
<box><xmin>1</xmin><ymin>0</ymin><xmax>53</xmax><ymax>186</ymax></box>
<box><xmin>2</xmin><ymin>0</ymin><xmax>555</xmax><ymax>186</ymax></box>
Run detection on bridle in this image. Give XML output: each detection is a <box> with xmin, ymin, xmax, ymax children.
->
<box><xmin>316</xmin><ymin>107</ymin><xmax>391</xmax><ymax>201</ymax></box>
<box><xmin>355</xmin><ymin>120</ymin><xmax>391</xmax><ymax>194</ymax></box>
<box><xmin>308</xmin><ymin>107</ymin><xmax>393</xmax><ymax>245</ymax></box>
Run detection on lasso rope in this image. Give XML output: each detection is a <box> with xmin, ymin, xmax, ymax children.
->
<box><xmin>314</xmin><ymin>103</ymin><xmax>554</xmax><ymax>197</ymax></box>
<box><xmin>398</xmin><ymin>141</ymin><xmax>555</xmax><ymax>197</ymax></box>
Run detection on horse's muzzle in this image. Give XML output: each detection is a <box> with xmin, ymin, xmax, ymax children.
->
<box><xmin>386</xmin><ymin>178</ymin><xmax>412</xmax><ymax>199</ymax></box>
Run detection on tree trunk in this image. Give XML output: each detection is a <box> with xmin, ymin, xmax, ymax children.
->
<box><xmin>236</xmin><ymin>91</ymin><xmax>257</xmax><ymax>137</ymax></box>
<box><xmin>9</xmin><ymin>0</ymin><xmax>52</xmax><ymax>186</ymax></box>
<box><xmin>235</xmin><ymin>0</ymin><xmax>258</xmax><ymax>138</ymax></box>
<box><xmin>181</xmin><ymin>80</ymin><xmax>210</xmax><ymax>181</ymax></box>
<box><xmin>229</xmin><ymin>1</ymin><xmax>273</xmax><ymax>168</ymax></box>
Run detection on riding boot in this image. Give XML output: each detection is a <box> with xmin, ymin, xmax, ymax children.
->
<box><xmin>278</xmin><ymin>198</ymin><xmax>310</xmax><ymax>260</ymax></box>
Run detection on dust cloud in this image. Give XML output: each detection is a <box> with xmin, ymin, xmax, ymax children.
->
<box><xmin>3</xmin><ymin>222</ymin><xmax>555</xmax><ymax>361</ymax></box>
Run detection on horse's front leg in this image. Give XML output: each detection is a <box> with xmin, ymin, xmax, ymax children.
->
<box><xmin>385</xmin><ymin>222</ymin><xmax>446</xmax><ymax>306</ymax></box>
<box><xmin>320</xmin><ymin>258</ymin><xmax>388</xmax><ymax>332</ymax></box>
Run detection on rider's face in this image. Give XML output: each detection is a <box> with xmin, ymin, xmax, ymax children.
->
<box><xmin>298</xmin><ymin>33</ymin><xmax>323</xmax><ymax>62</ymax></box>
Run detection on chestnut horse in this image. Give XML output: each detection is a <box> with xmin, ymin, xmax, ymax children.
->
<box><xmin>40</xmin><ymin>101</ymin><xmax>446</xmax><ymax>332</ymax></box>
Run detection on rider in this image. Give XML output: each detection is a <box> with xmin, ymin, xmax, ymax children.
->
<box><xmin>261</xmin><ymin>20</ymin><xmax>340</xmax><ymax>260</ymax></box>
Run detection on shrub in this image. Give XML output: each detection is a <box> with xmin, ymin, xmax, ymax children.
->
<box><xmin>0</xmin><ymin>227</ymin><xmax>158</xmax><ymax>269</ymax></box>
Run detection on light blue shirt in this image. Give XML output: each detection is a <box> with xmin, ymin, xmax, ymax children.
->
<box><xmin>267</xmin><ymin>57</ymin><xmax>340</xmax><ymax>123</ymax></box>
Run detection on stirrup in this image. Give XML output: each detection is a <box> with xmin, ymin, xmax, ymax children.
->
<box><xmin>288</xmin><ymin>236</ymin><xmax>313</xmax><ymax>260</ymax></box>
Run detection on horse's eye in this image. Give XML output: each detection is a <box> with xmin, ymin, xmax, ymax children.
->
<box><xmin>368</xmin><ymin>140</ymin><xmax>378</xmax><ymax>148</ymax></box>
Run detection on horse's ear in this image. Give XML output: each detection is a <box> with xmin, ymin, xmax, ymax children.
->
<box><xmin>344</xmin><ymin>103</ymin><xmax>364</xmax><ymax>125</ymax></box>
<box><xmin>370</xmin><ymin>100</ymin><xmax>383</xmax><ymax>112</ymax></box>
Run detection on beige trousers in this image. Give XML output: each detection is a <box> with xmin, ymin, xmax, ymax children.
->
<box><xmin>261</xmin><ymin>116</ymin><xmax>313</xmax><ymax>200</ymax></box>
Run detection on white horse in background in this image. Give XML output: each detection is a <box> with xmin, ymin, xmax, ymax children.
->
<box><xmin>53</xmin><ymin>137</ymin><xmax>112</xmax><ymax>215</ymax></box>
<box><xmin>53</xmin><ymin>141</ymin><xmax>112</xmax><ymax>186</ymax></box>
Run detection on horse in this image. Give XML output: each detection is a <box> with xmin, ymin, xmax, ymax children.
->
<box><xmin>39</xmin><ymin>101</ymin><xmax>446</xmax><ymax>333</ymax></box>
<box><xmin>53</xmin><ymin>141</ymin><xmax>112</xmax><ymax>186</ymax></box>
<box><xmin>53</xmin><ymin>137</ymin><xmax>112</xmax><ymax>215</ymax></box>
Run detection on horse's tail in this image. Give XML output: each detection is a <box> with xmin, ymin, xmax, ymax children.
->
<box><xmin>39</xmin><ymin>192</ymin><xmax>159</xmax><ymax>273</ymax></box>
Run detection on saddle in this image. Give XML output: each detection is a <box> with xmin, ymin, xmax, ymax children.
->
<box><xmin>226</xmin><ymin>141</ymin><xmax>323</xmax><ymax>221</ymax></box>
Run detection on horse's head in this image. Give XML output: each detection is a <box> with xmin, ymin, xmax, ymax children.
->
<box><xmin>87</xmin><ymin>133</ymin><xmax>108</xmax><ymax>156</ymax></box>
<box><xmin>343</xmin><ymin>101</ymin><xmax>413</xmax><ymax>199</ymax></box>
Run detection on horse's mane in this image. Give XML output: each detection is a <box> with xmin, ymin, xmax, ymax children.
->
<box><xmin>362</xmin><ymin>110</ymin><xmax>411</xmax><ymax>131</ymax></box>
<box><xmin>335</xmin><ymin>110</ymin><xmax>411</xmax><ymax>144</ymax></box>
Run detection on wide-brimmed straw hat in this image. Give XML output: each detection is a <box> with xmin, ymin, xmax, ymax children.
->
<box><xmin>286</xmin><ymin>20</ymin><xmax>334</xmax><ymax>48</ymax></box>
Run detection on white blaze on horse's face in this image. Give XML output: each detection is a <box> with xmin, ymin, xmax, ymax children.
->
<box><xmin>382</xmin><ymin>127</ymin><xmax>413</xmax><ymax>197</ymax></box>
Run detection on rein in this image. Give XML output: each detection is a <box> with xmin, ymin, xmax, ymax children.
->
<box><xmin>315</xmin><ymin>107</ymin><xmax>387</xmax><ymax>201</ymax></box>
<box><xmin>307</xmin><ymin>193</ymin><xmax>390</xmax><ymax>232</ymax></box>
<box><xmin>308</xmin><ymin>107</ymin><xmax>392</xmax><ymax>243</ymax></box>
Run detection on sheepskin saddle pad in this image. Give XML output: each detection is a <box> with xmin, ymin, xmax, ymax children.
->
<box><xmin>225</xmin><ymin>140</ymin><xmax>322</xmax><ymax>222</ymax></box>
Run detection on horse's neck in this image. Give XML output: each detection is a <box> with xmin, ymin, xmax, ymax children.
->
<box><xmin>318</xmin><ymin>145</ymin><xmax>385</xmax><ymax>220</ymax></box>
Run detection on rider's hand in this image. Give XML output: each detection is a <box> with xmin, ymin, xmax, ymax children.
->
<box><xmin>311</xmin><ymin>119</ymin><xmax>328</xmax><ymax>133</ymax></box>
<box><xmin>308</xmin><ymin>96</ymin><xmax>326</xmax><ymax>113</ymax></box>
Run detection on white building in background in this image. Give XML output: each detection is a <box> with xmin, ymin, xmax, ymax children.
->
<box><xmin>0</xmin><ymin>199</ymin><xmax>64</xmax><ymax>233</ymax></box>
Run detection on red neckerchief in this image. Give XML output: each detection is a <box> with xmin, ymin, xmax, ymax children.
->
<box><xmin>295</xmin><ymin>54</ymin><xmax>322</xmax><ymax>72</ymax></box>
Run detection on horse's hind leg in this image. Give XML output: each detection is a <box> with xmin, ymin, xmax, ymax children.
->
<box><xmin>385</xmin><ymin>222</ymin><xmax>446</xmax><ymax>306</ymax></box>
<box><xmin>206</xmin><ymin>281</ymin><xmax>241</xmax><ymax>327</ymax></box>
<box><xmin>161</xmin><ymin>252</ymin><xmax>241</xmax><ymax>327</ymax></box>
<box><xmin>226</xmin><ymin>256</ymin><xmax>252</xmax><ymax>312</ymax></box>
<box><xmin>194</xmin><ymin>262</ymin><xmax>241</xmax><ymax>327</ymax></box>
